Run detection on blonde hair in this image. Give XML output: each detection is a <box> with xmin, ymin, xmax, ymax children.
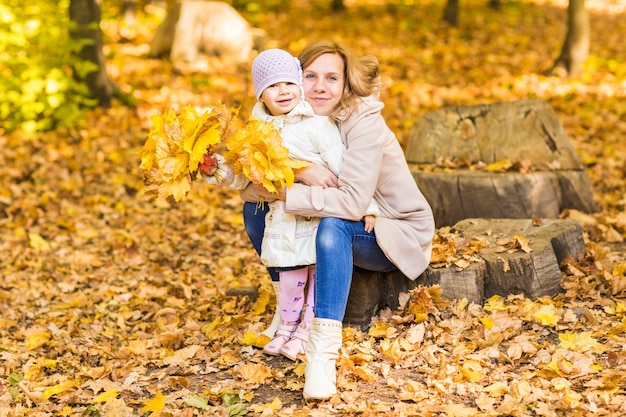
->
<box><xmin>298</xmin><ymin>40</ymin><xmax>381</xmax><ymax>120</ymax></box>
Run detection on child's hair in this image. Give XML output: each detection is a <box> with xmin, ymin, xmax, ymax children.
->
<box><xmin>251</xmin><ymin>49</ymin><xmax>303</xmax><ymax>99</ymax></box>
<box><xmin>298</xmin><ymin>40</ymin><xmax>381</xmax><ymax>120</ymax></box>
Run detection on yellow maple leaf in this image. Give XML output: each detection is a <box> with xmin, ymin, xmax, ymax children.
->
<box><xmin>158</xmin><ymin>173</ymin><xmax>191</xmax><ymax>202</ymax></box>
<box><xmin>235</xmin><ymin>362</ymin><xmax>273</xmax><ymax>384</ymax></box>
<box><xmin>459</xmin><ymin>361</ymin><xmax>484</xmax><ymax>382</ymax></box>
<box><xmin>224</xmin><ymin>118</ymin><xmax>307</xmax><ymax>194</ymax></box>
<box><xmin>407</xmin><ymin>285</ymin><xmax>442</xmax><ymax>322</ymax></box>
<box><xmin>154</xmin><ymin>131</ymin><xmax>188</xmax><ymax>182</ymax></box>
<box><xmin>41</xmin><ymin>380</ymin><xmax>79</xmax><ymax>400</ymax></box>
<box><xmin>483</xmin><ymin>381</ymin><xmax>509</xmax><ymax>397</ymax></box>
<box><xmin>483</xmin><ymin>295</ymin><xmax>509</xmax><ymax>312</ymax></box>
<box><xmin>142</xmin><ymin>391</ymin><xmax>165</xmax><ymax>414</ymax></box>
<box><xmin>93</xmin><ymin>389</ymin><xmax>120</xmax><ymax>403</ymax></box>
<box><xmin>250</xmin><ymin>397</ymin><xmax>282</xmax><ymax>413</ymax></box>
<box><xmin>379</xmin><ymin>339</ymin><xmax>403</xmax><ymax>365</ymax></box>
<box><xmin>353</xmin><ymin>365</ymin><xmax>377</xmax><ymax>382</ymax></box>
<box><xmin>558</xmin><ymin>331</ymin><xmax>601</xmax><ymax>352</ymax></box>
<box><xmin>179</xmin><ymin>106</ymin><xmax>227</xmax><ymax>172</ymax></box>
<box><xmin>368</xmin><ymin>321</ymin><xmax>393</xmax><ymax>338</ymax></box>
<box><xmin>512</xmin><ymin>234</ymin><xmax>532</xmax><ymax>253</ymax></box>
<box><xmin>480</xmin><ymin>317</ymin><xmax>494</xmax><ymax>330</ymax></box>
<box><xmin>28</xmin><ymin>232</ymin><xmax>51</xmax><ymax>252</ymax></box>
<box><xmin>531</xmin><ymin>303</ymin><xmax>559</xmax><ymax>326</ymax></box>
<box><xmin>139</xmin><ymin>105</ymin><xmax>236</xmax><ymax>202</ymax></box>
<box><xmin>485</xmin><ymin>158</ymin><xmax>513</xmax><ymax>172</ymax></box>
<box><xmin>240</xmin><ymin>331</ymin><xmax>270</xmax><ymax>349</ymax></box>
<box><xmin>25</xmin><ymin>332</ymin><xmax>51</xmax><ymax>350</ymax></box>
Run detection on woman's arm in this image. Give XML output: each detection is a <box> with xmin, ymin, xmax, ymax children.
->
<box><xmin>285</xmin><ymin>102</ymin><xmax>387</xmax><ymax>220</ymax></box>
<box><xmin>239</xmin><ymin>163</ymin><xmax>338</xmax><ymax>203</ymax></box>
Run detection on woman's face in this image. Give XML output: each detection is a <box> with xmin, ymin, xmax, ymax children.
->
<box><xmin>302</xmin><ymin>53</ymin><xmax>345</xmax><ymax>116</ymax></box>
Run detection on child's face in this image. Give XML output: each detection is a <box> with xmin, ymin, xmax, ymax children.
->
<box><xmin>260</xmin><ymin>82</ymin><xmax>301</xmax><ymax>116</ymax></box>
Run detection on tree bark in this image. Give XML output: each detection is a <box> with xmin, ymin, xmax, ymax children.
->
<box><xmin>443</xmin><ymin>0</ymin><xmax>459</xmax><ymax>26</ymax></box>
<box><xmin>405</xmin><ymin>100</ymin><xmax>599</xmax><ymax>228</ymax></box>
<box><xmin>548</xmin><ymin>0</ymin><xmax>589</xmax><ymax>76</ymax></box>
<box><xmin>121</xmin><ymin>0</ymin><xmax>137</xmax><ymax>26</ymax></box>
<box><xmin>344</xmin><ymin>218</ymin><xmax>587</xmax><ymax>329</ymax></box>
<box><xmin>489</xmin><ymin>0</ymin><xmax>502</xmax><ymax>10</ymax></box>
<box><xmin>69</xmin><ymin>0</ymin><xmax>116</xmax><ymax>107</ymax></box>
<box><xmin>332</xmin><ymin>0</ymin><xmax>345</xmax><ymax>12</ymax></box>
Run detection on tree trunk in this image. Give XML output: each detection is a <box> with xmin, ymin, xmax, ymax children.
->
<box><xmin>548</xmin><ymin>0</ymin><xmax>589</xmax><ymax>76</ymax></box>
<box><xmin>489</xmin><ymin>0</ymin><xmax>501</xmax><ymax>10</ymax></box>
<box><xmin>332</xmin><ymin>0</ymin><xmax>345</xmax><ymax>12</ymax></box>
<box><xmin>121</xmin><ymin>0</ymin><xmax>137</xmax><ymax>26</ymax></box>
<box><xmin>69</xmin><ymin>0</ymin><xmax>116</xmax><ymax>107</ymax></box>
<box><xmin>405</xmin><ymin>99</ymin><xmax>599</xmax><ymax>228</ymax></box>
<box><xmin>443</xmin><ymin>0</ymin><xmax>459</xmax><ymax>26</ymax></box>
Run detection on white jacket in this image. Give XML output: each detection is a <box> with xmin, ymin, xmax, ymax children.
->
<box><xmin>208</xmin><ymin>99</ymin><xmax>379</xmax><ymax>267</ymax></box>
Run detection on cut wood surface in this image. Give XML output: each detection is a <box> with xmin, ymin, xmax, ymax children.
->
<box><xmin>343</xmin><ymin>218</ymin><xmax>586</xmax><ymax>329</ymax></box>
<box><xmin>404</xmin><ymin>99</ymin><xmax>599</xmax><ymax>227</ymax></box>
<box><xmin>405</xmin><ymin>99</ymin><xmax>585</xmax><ymax>168</ymax></box>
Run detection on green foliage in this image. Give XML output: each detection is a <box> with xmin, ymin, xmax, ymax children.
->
<box><xmin>0</xmin><ymin>0</ymin><xmax>98</xmax><ymax>133</ymax></box>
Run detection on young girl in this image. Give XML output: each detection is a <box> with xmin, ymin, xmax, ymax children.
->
<box><xmin>202</xmin><ymin>49</ymin><xmax>378</xmax><ymax>360</ymax></box>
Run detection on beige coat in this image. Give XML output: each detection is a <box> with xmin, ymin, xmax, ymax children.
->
<box><xmin>284</xmin><ymin>97</ymin><xmax>435</xmax><ymax>280</ymax></box>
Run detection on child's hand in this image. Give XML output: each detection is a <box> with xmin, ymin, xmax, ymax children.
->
<box><xmin>199</xmin><ymin>153</ymin><xmax>233</xmax><ymax>186</ymax></box>
<box><xmin>199</xmin><ymin>152</ymin><xmax>219</xmax><ymax>175</ymax></box>
<box><xmin>363</xmin><ymin>214</ymin><xmax>376</xmax><ymax>233</ymax></box>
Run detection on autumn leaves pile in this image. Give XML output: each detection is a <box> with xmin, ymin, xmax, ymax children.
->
<box><xmin>139</xmin><ymin>105</ymin><xmax>307</xmax><ymax>202</ymax></box>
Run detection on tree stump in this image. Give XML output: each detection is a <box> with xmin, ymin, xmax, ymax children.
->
<box><xmin>344</xmin><ymin>100</ymin><xmax>595</xmax><ymax>329</ymax></box>
<box><xmin>404</xmin><ymin>99</ymin><xmax>599</xmax><ymax>228</ymax></box>
<box><xmin>149</xmin><ymin>1</ymin><xmax>266</xmax><ymax>67</ymax></box>
<box><xmin>343</xmin><ymin>218</ymin><xmax>586</xmax><ymax>329</ymax></box>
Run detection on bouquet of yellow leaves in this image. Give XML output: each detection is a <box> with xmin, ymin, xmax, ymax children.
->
<box><xmin>139</xmin><ymin>106</ymin><xmax>308</xmax><ymax>202</ymax></box>
<box><xmin>139</xmin><ymin>105</ymin><xmax>237</xmax><ymax>202</ymax></box>
<box><xmin>223</xmin><ymin>118</ymin><xmax>307</xmax><ymax>194</ymax></box>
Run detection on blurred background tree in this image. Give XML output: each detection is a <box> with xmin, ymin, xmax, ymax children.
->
<box><xmin>0</xmin><ymin>0</ymin><xmax>597</xmax><ymax>135</ymax></box>
<box><xmin>0</xmin><ymin>1</ymin><xmax>99</xmax><ymax>133</ymax></box>
<box><xmin>548</xmin><ymin>0</ymin><xmax>589</xmax><ymax>76</ymax></box>
<box><xmin>70</xmin><ymin>0</ymin><xmax>117</xmax><ymax>108</ymax></box>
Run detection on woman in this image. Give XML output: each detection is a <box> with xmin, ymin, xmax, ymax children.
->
<box><xmin>241</xmin><ymin>40</ymin><xmax>435</xmax><ymax>400</ymax></box>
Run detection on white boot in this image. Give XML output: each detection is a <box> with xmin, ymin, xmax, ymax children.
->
<box><xmin>303</xmin><ymin>318</ymin><xmax>343</xmax><ymax>401</ymax></box>
<box><xmin>261</xmin><ymin>281</ymin><xmax>280</xmax><ymax>338</ymax></box>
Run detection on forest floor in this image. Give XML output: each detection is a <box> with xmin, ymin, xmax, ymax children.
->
<box><xmin>1</xmin><ymin>1</ymin><xmax>626</xmax><ymax>416</ymax></box>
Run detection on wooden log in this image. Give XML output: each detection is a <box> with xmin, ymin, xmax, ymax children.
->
<box><xmin>450</xmin><ymin>218</ymin><xmax>586</xmax><ymax>299</ymax></box>
<box><xmin>343</xmin><ymin>268</ymin><xmax>383</xmax><ymax>329</ymax></box>
<box><xmin>419</xmin><ymin>262</ymin><xmax>486</xmax><ymax>305</ymax></box>
<box><xmin>343</xmin><ymin>218</ymin><xmax>586</xmax><ymax>329</ymax></box>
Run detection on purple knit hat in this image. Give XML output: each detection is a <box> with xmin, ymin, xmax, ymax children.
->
<box><xmin>252</xmin><ymin>49</ymin><xmax>302</xmax><ymax>99</ymax></box>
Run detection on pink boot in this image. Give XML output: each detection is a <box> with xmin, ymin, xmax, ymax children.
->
<box><xmin>263</xmin><ymin>321</ymin><xmax>297</xmax><ymax>355</ymax></box>
<box><xmin>280</xmin><ymin>266</ymin><xmax>315</xmax><ymax>361</ymax></box>
<box><xmin>262</xmin><ymin>268</ymin><xmax>308</xmax><ymax>356</ymax></box>
<box><xmin>280</xmin><ymin>322</ymin><xmax>309</xmax><ymax>360</ymax></box>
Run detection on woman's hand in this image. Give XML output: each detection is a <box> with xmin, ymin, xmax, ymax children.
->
<box><xmin>252</xmin><ymin>184</ymin><xmax>286</xmax><ymax>201</ymax></box>
<box><xmin>295</xmin><ymin>164</ymin><xmax>338</xmax><ymax>188</ymax></box>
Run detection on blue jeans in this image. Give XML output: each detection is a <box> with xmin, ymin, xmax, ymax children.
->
<box><xmin>243</xmin><ymin>202</ymin><xmax>397</xmax><ymax>321</ymax></box>
<box><xmin>243</xmin><ymin>202</ymin><xmax>279</xmax><ymax>282</ymax></box>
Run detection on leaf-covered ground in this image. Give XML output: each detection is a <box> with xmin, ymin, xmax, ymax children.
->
<box><xmin>1</xmin><ymin>1</ymin><xmax>626</xmax><ymax>416</ymax></box>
